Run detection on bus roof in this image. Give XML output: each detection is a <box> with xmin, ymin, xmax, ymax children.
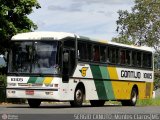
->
<box><xmin>12</xmin><ymin>31</ymin><xmax>153</xmax><ymax>52</ymax></box>
<box><xmin>106</xmin><ymin>41</ymin><xmax>153</xmax><ymax>52</ymax></box>
<box><xmin>11</xmin><ymin>32</ymin><xmax>76</xmax><ymax>40</ymax></box>
<box><xmin>80</xmin><ymin>36</ymin><xmax>153</xmax><ymax>52</ymax></box>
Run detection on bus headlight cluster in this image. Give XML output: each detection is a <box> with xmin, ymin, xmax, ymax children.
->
<box><xmin>7</xmin><ymin>90</ymin><xmax>16</xmax><ymax>94</ymax></box>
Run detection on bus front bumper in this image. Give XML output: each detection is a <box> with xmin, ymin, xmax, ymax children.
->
<box><xmin>6</xmin><ymin>88</ymin><xmax>59</xmax><ymax>100</ymax></box>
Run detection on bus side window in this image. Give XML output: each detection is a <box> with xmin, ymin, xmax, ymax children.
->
<box><xmin>87</xmin><ymin>44</ymin><xmax>92</xmax><ymax>61</ymax></box>
<box><xmin>126</xmin><ymin>50</ymin><xmax>131</xmax><ymax>66</ymax></box>
<box><xmin>107</xmin><ymin>47</ymin><xmax>110</xmax><ymax>63</ymax></box>
<box><xmin>109</xmin><ymin>47</ymin><xmax>116</xmax><ymax>64</ymax></box>
<box><xmin>143</xmin><ymin>53</ymin><xmax>147</xmax><ymax>67</ymax></box>
<box><xmin>120</xmin><ymin>50</ymin><xmax>125</xmax><ymax>65</ymax></box>
<box><xmin>132</xmin><ymin>51</ymin><xmax>137</xmax><ymax>67</ymax></box>
<box><xmin>147</xmin><ymin>54</ymin><xmax>152</xmax><ymax>68</ymax></box>
<box><xmin>78</xmin><ymin>42</ymin><xmax>87</xmax><ymax>61</ymax></box>
<box><xmin>93</xmin><ymin>45</ymin><xmax>100</xmax><ymax>62</ymax></box>
<box><xmin>100</xmin><ymin>46</ymin><xmax>106</xmax><ymax>63</ymax></box>
<box><xmin>116</xmin><ymin>48</ymin><xmax>119</xmax><ymax>64</ymax></box>
<box><xmin>143</xmin><ymin>53</ymin><xmax>152</xmax><ymax>68</ymax></box>
<box><xmin>137</xmin><ymin>52</ymin><xmax>142</xmax><ymax>67</ymax></box>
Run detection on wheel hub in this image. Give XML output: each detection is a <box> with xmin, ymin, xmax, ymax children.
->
<box><xmin>76</xmin><ymin>89</ymin><xmax>82</xmax><ymax>101</ymax></box>
<box><xmin>132</xmin><ymin>91</ymin><xmax>137</xmax><ymax>103</ymax></box>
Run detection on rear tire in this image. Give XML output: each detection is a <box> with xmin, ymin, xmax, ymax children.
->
<box><xmin>70</xmin><ymin>87</ymin><xmax>84</xmax><ymax>107</ymax></box>
<box><xmin>121</xmin><ymin>87</ymin><xmax>138</xmax><ymax>106</ymax></box>
<box><xmin>90</xmin><ymin>100</ymin><xmax>105</xmax><ymax>107</ymax></box>
<box><xmin>28</xmin><ymin>99</ymin><xmax>41</xmax><ymax>108</ymax></box>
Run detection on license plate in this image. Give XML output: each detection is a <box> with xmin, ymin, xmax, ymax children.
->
<box><xmin>25</xmin><ymin>90</ymin><xmax>34</xmax><ymax>95</ymax></box>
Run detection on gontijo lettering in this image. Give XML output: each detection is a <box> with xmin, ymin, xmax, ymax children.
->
<box><xmin>121</xmin><ymin>70</ymin><xmax>141</xmax><ymax>78</ymax></box>
<box><xmin>121</xmin><ymin>70</ymin><xmax>152</xmax><ymax>79</ymax></box>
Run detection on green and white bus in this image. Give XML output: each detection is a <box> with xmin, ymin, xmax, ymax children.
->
<box><xmin>7</xmin><ymin>32</ymin><xmax>154</xmax><ymax>107</ymax></box>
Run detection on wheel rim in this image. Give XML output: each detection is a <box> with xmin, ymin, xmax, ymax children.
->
<box><xmin>76</xmin><ymin>89</ymin><xmax>82</xmax><ymax>102</ymax></box>
<box><xmin>131</xmin><ymin>90</ymin><xmax>137</xmax><ymax>103</ymax></box>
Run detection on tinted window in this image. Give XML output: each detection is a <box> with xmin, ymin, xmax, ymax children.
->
<box><xmin>100</xmin><ymin>46</ymin><xmax>106</xmax><ymax>63</ymax></box>
<box><xmin>78</xmin><ymin>42</ymin><xmax>87</xmax><ymax>61</ymax></box>
<box><xmin>143</xmin><ymin>53</ymin><xmax>152</xmax><ymax>68</ymax></box>
<box><xmin>93</xmin><ymin>45</ymin><xmax>100</xmax><ymax>62</ymax></box>
<box><xmin>126</xmin><ymin>50</ymin><xmax>131</xmax><ymax>66</ymax></box>
<box><xmin>64</xmin><ymin>39</ymin><xmax>75</xmax><ymax>48</ymax></box>
<box><xmin>87</xmin><ymin>44</ymin><xmax>92</xmax><ymax>61</ymax></box>
<box><xmin>137</xmin><ymin>52</ymin><xmax>142</xmax><ymax>67</ymax></box>
<box><xmin>132</xmin><ymin>51</ymin><xmax>137</xmax><ymax>66</ymax></box>
<box><xmin>120</xmin><ymin>50</ymin><xmax>125</xmax><ymax>65</ymax></box>
<box><xmin>108</xmin><ymin>47</ymin><xmax>116</xmax><ymax>64</ymax></box>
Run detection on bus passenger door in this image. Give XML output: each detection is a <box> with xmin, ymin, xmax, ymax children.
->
<box><xmin>62</xmin><ymin>39</ymin><xmax>76</xmax><ymax>83</ymax></box>
<box><xmin>62</xmin><ymin>48</ymin><xmax>76</xmax><ymax>83</ymax></box>
<box><xmin>62</xmin><ymin>48</ymin><xmax>70</xmax><ymax>82</ymax></box>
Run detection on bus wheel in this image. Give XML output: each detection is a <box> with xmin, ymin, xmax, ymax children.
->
<box><xmin>121</xmin><ymin>87</ymin><xmax>138</xmax><ymax>106</ymax></box>
<box><xmin>90</xmin><ymin>100</ymin><xmax>105</xmax><ymax>107</ymax></box>
<box><xmin>28</xmin><ymin>99</ymin><xmax>41</xmax><ymax>108</ymax></box>
<box><xmin>70</xmin><ymin>87</ymin><xmax>84</xmax><ymax>107</ymax></box>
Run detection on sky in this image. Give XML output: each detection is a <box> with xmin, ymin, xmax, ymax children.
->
<box><xmin>29</xmin><ymin>0</ymin><xmax>134</xmax><ymax>41</ymax></box>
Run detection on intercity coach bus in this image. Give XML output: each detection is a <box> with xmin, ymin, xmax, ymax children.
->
<box><xmin>6</xmin><ymin>32</ymin><xmax>154</xmax><ymax>107</ymax></box>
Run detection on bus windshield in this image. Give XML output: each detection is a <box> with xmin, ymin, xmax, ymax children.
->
<box><xmin>8</xmin><ymin>41</ymin><xmax>60</xmax><ymax>74</ymax></box>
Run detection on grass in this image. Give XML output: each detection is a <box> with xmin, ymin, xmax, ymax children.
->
<box><xmin>137</xmin><ymin>97</ymin><xmax>160</xmax><ymax>106</ymax></box>
<box><xmin>85</xmin><ymin>98</ymin><xmax>160</xmax><ymax>106</ymax></box>
<box><xmin>106</xmin><ymin>98</ymin><xmax>160</xmax><ymax>106</ymax></box>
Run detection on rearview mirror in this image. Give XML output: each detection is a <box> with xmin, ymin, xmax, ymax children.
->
<box><xmin>4</xmin><ymin>51</ymin><xmax>8</xmax><ymax>60</ymax></box>
<box><xmin>63</xmin><ymin>52</ymin><xmax>69</xmax><ymax>62</ymax></box>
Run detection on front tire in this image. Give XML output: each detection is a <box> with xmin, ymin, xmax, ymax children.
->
<box><xmin>28</xmin><ymin>99</ymin><xmax>41</xmax><ymax>108</ymax></box>
<box><xmin>70</xmin><ymin>87</ymin><xmax>84</xmax><ymax>107</ymax></box>
<box><xmin>90</xmin><ymin>100</ymin><xmax>105</xmax><ymax>107</ymax></box>
<box><xmin>121</xmin><ymin>87</ymin><xmax>138</xmax><ymax>106</ymax></box>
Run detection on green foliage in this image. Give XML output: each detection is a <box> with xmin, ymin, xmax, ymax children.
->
<box><xmin>112</xmin><ymin>35</ymin><xmax>133</xmax><ymax>45</ymax></box>
<box><xmin>114</xmin><ymin>0</ymin><xmax>160</xmax><ymax>53</ymax></box>
<box><xmin>0</xmin><ymin>74</ymin><xmax>6</xmax><ymax>85</ymax></box>
<box><xmin>154</xmin><ymin>70</ymin><xmax>160</xmax><ymax>89</ymax></box>
<box><xmin>112</xmin><ymin>0</ymin><xmax>160</xmax><ymax>89</ymax></box>
<box><xmin>0</xmin><ymin>0</ymin><xmax>40</xmax><ymax>103</ymax></box>
<box><xmin>137</xmin><ymin>97</ymin><xmax>160</xmax><ymax>106</ymax></box>
<box><xmin>0</xmin><ymin>74</ymin><xmax>6</xmax><ymax>102</ymax></box>
<box><xmin>0</xmin><ymin>0</ymin><xmax>41</xmax><ymax>54</ymax></box>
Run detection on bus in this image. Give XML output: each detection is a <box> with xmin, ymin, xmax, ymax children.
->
<box><xmin>6</xmin><ymin>32</ymin><xmax>154</xmax><ymax>107</ymax></box>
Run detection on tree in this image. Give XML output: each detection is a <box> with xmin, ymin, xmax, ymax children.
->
<box><xmin>113</xmin><ymin>0</ymin><xmax>160</xmax><ymax>89</ymax></box>
<box><xmin>0</xmin><ymin>0</ymin><xmax>40</xmax><ymax>54</ymax></box>
<box><xmin>113</xmin><ymin>0</ymin><xmax>160</xmax><ymax>53</ymax></box>
<box><xmin>112</xmin><ymin>35</ymin><xmax>133</xmax><ymax>45</ymax></box>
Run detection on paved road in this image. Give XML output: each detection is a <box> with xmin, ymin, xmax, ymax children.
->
<box><xmin>0</xmin><ymin>103</ymin><xmax>160</xmax><ymax>120</ymax></box>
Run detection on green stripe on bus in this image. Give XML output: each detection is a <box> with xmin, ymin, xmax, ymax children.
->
<box><xmin>99</xmin><ymin>66</ymin><xmax>115</xmax><ymax>100</ymax></box>
<box><xmin>27</xmin><ymin>77</ymin><xmax>37</xmax><ymax>83</ymax></box>
<box><xmin>90</xmin><ymin>65</ymin><xmax>107</xmax><ymax>100</ymax></box>
<box><xmin>35</xmin><ymin>77</ymin><xmax>44</xmax><ymax>83</ymax></box>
